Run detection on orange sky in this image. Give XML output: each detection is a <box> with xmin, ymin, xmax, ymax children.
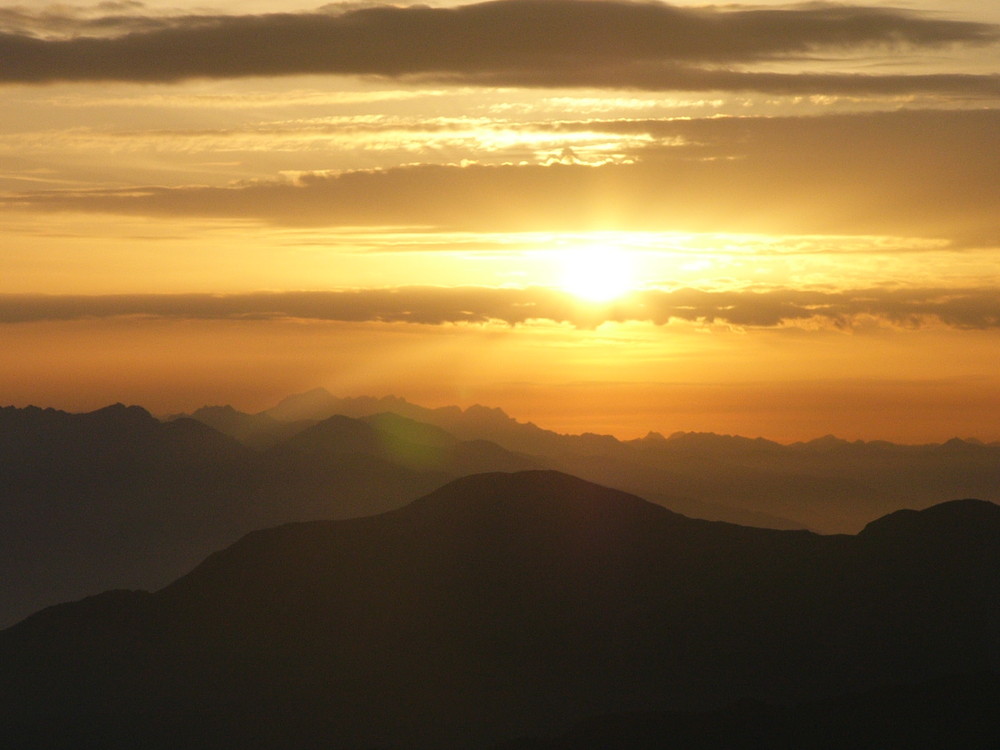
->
<box><xmin>2</xmin><ymin>0</ymin><xmax>999</xmax><ymax>442</ymax></box>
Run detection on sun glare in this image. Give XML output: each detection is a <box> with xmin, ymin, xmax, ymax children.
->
<box><xmin>559</xmin><ymin>246</ymin><xmax>636</xmax><ymax>302</ymax></box>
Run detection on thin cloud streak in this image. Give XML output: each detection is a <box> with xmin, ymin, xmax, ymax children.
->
<box><xmin>429</xmin><ymin>67</ymin><xmax>1000</xmax><ymax>97</ymax></box>
<box><xmin>3</xmin><ymin>286</ymin><xmax>1000</xmax><ymax>330</ymax></box>
<box><xmin>2</xmin><ymin>0</ymin><xmax>997</xmax><ymax>95</ymax></box>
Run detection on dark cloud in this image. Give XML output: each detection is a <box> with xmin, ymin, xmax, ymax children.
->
<box><xmin>1</xmin><ymin>0</ymin><xmax>996</xmax><ymax>94</ymax></box>
<box><xmin>2</xmin><ymin>286</ymin><xmax>999</xmax><ymax>330</ymax></box>
<box><xmin>6</xmin><ymin>109</ymin><xmax>997</xmax><ymax>244</ymax></box>
<box><xmin>0</xmin><ymin>288</ymin><xmax>579</xmax><ymax>325</ymax></box>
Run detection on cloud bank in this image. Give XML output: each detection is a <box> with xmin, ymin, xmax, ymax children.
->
<box><xmin>6</xmin><ymin>109</ymin><xmax>996</xmax><ymax>244</ymax></box>
<box><xmin>2</xmin><ymin>1</ymin><xmax>997</xmax><ymax>94</ymax></box>
<box><xmin>3</xmin><ymin>286</ymin><xmax>999</xmax><ymax>330</ymax></box>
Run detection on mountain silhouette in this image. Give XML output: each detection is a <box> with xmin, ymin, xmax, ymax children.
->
<box><xmin>0</xmin><ymin>404</ymin><xmax>538</xmax><ymax>626</ymax></box>
<box><xmin>244</xmin><ymin>387</ymin><xmax>566</xmax><ymax>453</ymax></box>
<box><xmin>0</xmin><ymin>403</ymin><xmax>257</xmax><ymax>628</ymax></box>
<box><xmin>250</xmin><ymin>412</ymin><xmax>541</xmax><ymax>524</ymax></box>
<box><xmin>8</xmin><ymin>392</ymin><xmax>1000</xmax><ymax>629</ymax></box>
<box><xmin>3</xmin><ymin>471</ymin><xmax>997</xmax><ymax>749</ymax></box>
<box><xmin>181</xmin><ymin>404</ymin><xmax>309</xmax><ymax>450</ymax></box>
<box><xmin>177</xmin><ymin>389</ymin><xmax>1000</xmax><ymax>533</ymax></box>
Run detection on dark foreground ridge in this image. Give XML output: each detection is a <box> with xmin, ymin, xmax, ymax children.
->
<box><xmin>500</xmin><ymin>672</ymin><xmax>1000</xmax><ymax>749</ymax></box>
<box><xmin>2</xmin><ymin>471</ymin><xmax>998</xmax><ymax>748</ymax></box>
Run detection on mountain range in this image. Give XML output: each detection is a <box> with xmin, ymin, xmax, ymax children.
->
<box><xmin>180</xmin><ymin>387</ymin><xmax>1000</xmax><ymax>533</ymax></box>
<box><xmin>2</xmin><ymin>471</ymin><xmax>998</xmax><ymax>749</ymax></box>
<box><xmin>0</xmin><ymin>400</ymin><xmax>535</xmax><ymax>627</ymax></box>
<box><xmin>4</xmin><ymin>389</ymin><xmax>1000</xmax><ymax>629</ymax></box>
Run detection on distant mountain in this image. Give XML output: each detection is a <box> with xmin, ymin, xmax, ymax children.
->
<box><xmin>259</xmin><ymin>387</ymin><xmax>571</xmax><ymax>454</ymax></box>
<box><xmin>251</xmin><ymin>412</ymin><xmax>541</xmax><ymax>524</ymax></box>
<box><xmin>183</xmin><ymin>404</ymin><xmax>310</xmax><ymax>450</ymax></box>
<box><xmin>0</xmin><ymin>404</ymin><xmax>538</xmax><ymax>627</ymax></box>
<box><xmin>10</xmin><ymin>390</ymin><xmax>996</xmax><ymax>630</ymax></box>
<box><xmin>0</xmin><ymin>403</ymin><xmax>257</xmax><ymax>628</ymax></box>
<box><xmin>265</xmin><ymin>388</ymin><xmax>441</xmax><ymax>427</ymax></box>
<box><xmin>178</xmin><ymin>389</ymin><xmax>1000</xmax><ymax>533</ymax></box>
<box><xmin>173</xmin><ymin>388</ymin><xmax>563</xmax><ymax>454</ymax></box>
<box><xmin>3</xmin><ymin>471</ymin><xmax>997</xmax><ymax>749</ymax></box>
<box><xmin>180</xmin><ymin>395</ymin><xmax>807</xmax><ymax>530</ymax></box>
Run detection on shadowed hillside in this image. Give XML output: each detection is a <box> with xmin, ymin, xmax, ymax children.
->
<box><xmin>251</xmin><ymin>411</ymin><xmax>540</xmax><ymax>524</ymax></box>
<box><xmin>500</xmin><ymin>672</ymin><xmax>1000</xmax><ymax>749</ymax></box>
<box><xmin>2</xmin><ymin>471</ymin><xmax>997</xmax><ymax>749</ymax></box>
<box><xmin>0</xmin><ymin>404</ymin><xmax>256</xmax><ymax>627</ymax></box>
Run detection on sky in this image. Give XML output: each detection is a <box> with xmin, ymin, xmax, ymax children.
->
<box><xmin>1</xmin><ymin>0</ymin><xmax>999</xmax><ymax>442</ymax></box>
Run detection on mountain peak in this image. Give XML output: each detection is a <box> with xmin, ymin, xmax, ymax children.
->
<box><xmin>663</xmin><ymin>430</ymin><xmax>781</xmax><ymax>452</ymax></box>
<box><xmin>89</xmin><ymin>402</ymin><xmax>153</xmax><ymax>418</ymax></box>
<box><xmin>461</xmin><ymin>403</ymin><xmax>517</xmax><ymax>425</ymax></box>
<box><xmin>401</xmin><ymin>470</ymin><xmax>683</xmax><ymax>535</ymax></box>
<box><xmin>807</xmin><ymin>434</ymin><xmax>848</xmax><ymax>447</ymax></box>
<box><xmin>361</xmin><ymin>411</ymin><xmax>457</xmax><ymax>447</ymax></box>
<box><xmin>280</xmin><ymin>413</ymin><xmax>376</xmax><ymax>452</ymax></box>
<box><xmin>860</xmin><ymin>498</ymin><xmax>1000</xmax><ymax>541</ymax></box>
<box><xmin>75</xmin><ymin>403</ymin><xmax>158</xmax><ymax>432</ymax></box>
<box><xmin>264</xmin><ymin>387</ymin><xmax>339</xmax><ymax>421</ymax></box>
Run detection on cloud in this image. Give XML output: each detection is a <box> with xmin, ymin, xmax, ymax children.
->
<box><xmin>441</xmin><ymin>67</ymin><xmax>1000</xmax><ymax>97</ymax></box>
<box><xmin>2</xmin><ymin>286</ymin><xmax>1000</xmax><ymax>330</ymax></box>
<box><xmin>2</xmin><ymin>1</ymin><xmax>996</xmax><ymax>94</ymax></box>
<box><xmin>5</xmin><ymin>109</ymin><xmax>997</xmax><ymax>244</ymax></box>
<box><xmin>0</xmin><ymin>1</ymin><xmax>186</xmax><ymax>39</ymax></box>
<box><xmin>0</xmin><ymin>113</ymin><xmax>645</xmax><ymax>167</ymax></box>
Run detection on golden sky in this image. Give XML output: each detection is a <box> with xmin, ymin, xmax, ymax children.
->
<box><xmin>2</xmin><ymin>0</ymin><xmax>999</xmax><ymax>441</ymax></box>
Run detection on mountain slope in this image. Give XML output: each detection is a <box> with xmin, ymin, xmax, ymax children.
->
<box><xmin>0</xmin><ymin>404</ymin><xmax>543</xmax><ymax>627</ymax></box>
<box><xmin>181</xmin><ymin>404</ymin><xmax>309</xmax><ymax>449</ymax></box>
<box><xmin>2</xmin><ymin>471</ymin><xmax>997</xmax><ymax>749</ymax></box>
<box><xmin>250</xmin><ymin>412</ymin><xmax>541</xmax><ymax>523</ymax></box>
<box><xmin>0</xmin><ymin>404</ymin><xmax>257</xmax><ymax>628</ymax></box>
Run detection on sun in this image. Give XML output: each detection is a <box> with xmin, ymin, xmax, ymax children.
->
<box><xmin>558</xmin><ymin>245</ymin><xmax>636</xmax><ymax>302</ymax></box>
